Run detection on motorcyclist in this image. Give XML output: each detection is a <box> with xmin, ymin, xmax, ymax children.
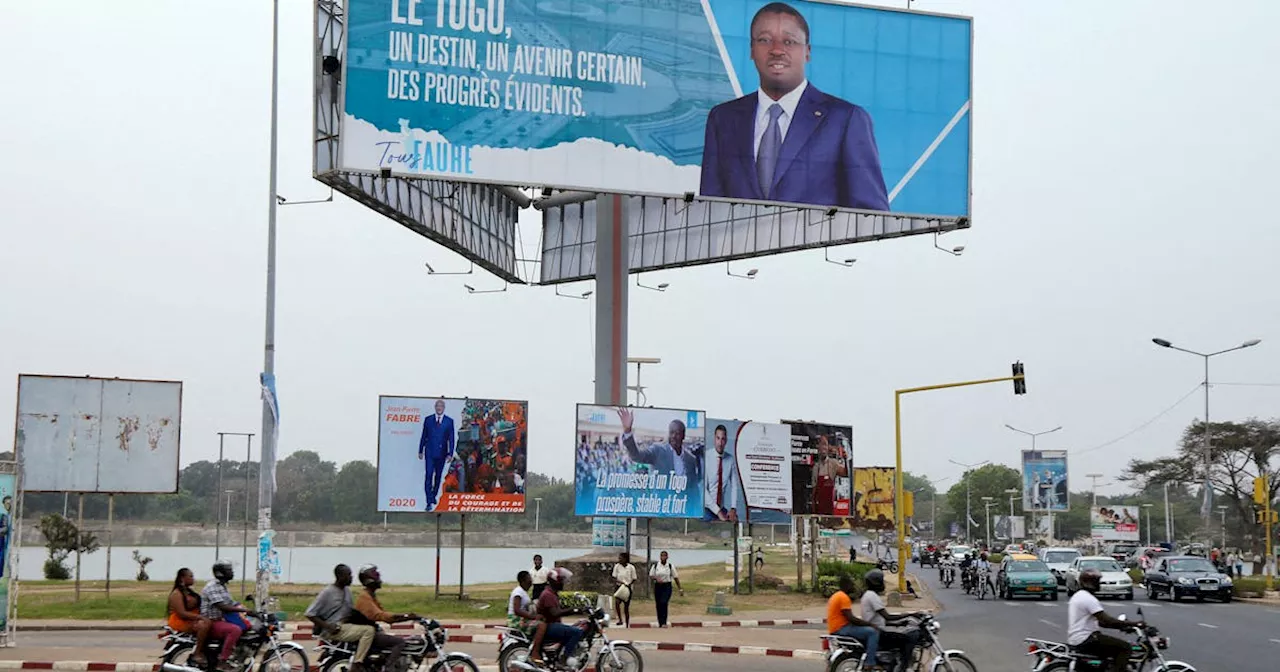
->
<box><xmin>306</xmin><ymin>564</ymin><xmax>376</xmax><ymax>672</ymax></box>
<box><xmin>200</xmin><ymin>560</ymin><xmax>250</xmax><ymax>671</ymax></box>
<box><xmin>975</xmin><ymin>552</ymin><xmax>994</xmax><ymax>595</ymax></box>
<box><xmin>959</xmin><ymin>553</ymin><xmax>974</xmax><ymax>591</ymax></box>
<box><xmin>826</xmin><ymin>575</ymin><xmax>883</xmax><ymax>671</ymax></box>
<box><xmin>531</xmin><ymin>567</ymin><xmax>589</xmax><ymax>666</ymax></box>
<box><xmin>859</xmin><ymin>570</ymin><xmax>921</xmax><ymax>672</ymax></box>
<box><xmin>1068</xmin><ymin>568</ymin><xmax>1143</xmax><ymax>672</ymax></box>
<box><xmin>348</xmin><ymin>564</ymin><xmax>420</xmax><ymax>671</ymax></box>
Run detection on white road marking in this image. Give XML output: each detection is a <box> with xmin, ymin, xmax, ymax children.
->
<box><xmin>1267</xmin><ymin>609</ymin><xmax>1280</xmax><ymax>615</ymax></box>
<box><xmin>1036</xmin><ymin>602</ymin><xmax>1056</xmax><ymax>608</ymax></box>
<box><xmin>1197</xmin><ymin>623</ymin><xmax>1218</xmax><ymax>629</ymax></box>
<box><xmin>1271</xmin><ymin>638</ymin><xmax>1280</xmax><ymax>644</ymax></box>
<box><xmin>1135</xmin><ymin>601</ymin><xmax>1160</xmax><ymax>608</ymax></box>
<box><xmin>1039</xmin><ymin>619</ymin><xmax>1059</xmax><ymax>628</ymax></box>
<box><xmin>1003</xmin><ymin>602</ymin><xmax>1021</xmax><ymax>607</ymax></box>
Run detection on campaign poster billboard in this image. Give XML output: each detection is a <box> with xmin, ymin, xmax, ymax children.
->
<box><xmin>784</xmin><ymin>420</ymin><xmax>852</xmax><ymax>516</ymax></box>
<box><xmin>994</xmin><ymin>515</ymin><xmax>1026</xmax><ymax>541</ymax></box>
<box><xmin>852</xmin><ymin>467</ymin><xmax>895</xmax><ymax>529</ymax></box>
<box><xmin>574</xmin><ymin>404</ymin><xmax>706</xmax><ymax>518</ymax></box>
<box><xmin>378</xmin><ymin>396</ymin><xmax>528</xmax><ymax>513</ymax></box>
<box><xmin>1022</xmin><ymin>450</ymin><xmax>1069</xmax><ymax>512</ymax></box>
<box><xmin>1091</xmin><ymin>506</ymin><xmax>1140</xmax><ymax>542</ymax></box>
<box><xmin>341</xmin><ymin>0</ymin><xmax>972</xmax><ymax>217</ymax></box>
<box><xmin>705</xmin><ymin>419</ymin><xmax>792</xmax><ymax>524</ymax></box>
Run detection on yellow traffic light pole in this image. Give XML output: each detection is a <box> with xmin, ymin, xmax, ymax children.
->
<box><xmin>1266</xmin><ymin>498</ymin><xmax>1274</xmax><ymax>592</ymax></box>
<box><xmin>894</xmin><ymin>371</ymin><xmax>1026</xmax><ymax>595</ymax></box>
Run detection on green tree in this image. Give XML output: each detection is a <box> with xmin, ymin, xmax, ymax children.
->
<box><xmin>37</xmin><ymin>514</ymin><xmax>99</xmax><ymax>580</ymax></box>
<box><xmin>274</xmin><ymin>451</ymin><xmax>337</xmax><ymax>523</ymax></box>
<box><xmin>332</xmin><ymin>461</ymin><xmax>379</xmax><ymax>523</ymax></box>
<box><xmin>945</xmin><ymin>464</ymin><xmax>1020</xmax><ymax>543</ymax></box>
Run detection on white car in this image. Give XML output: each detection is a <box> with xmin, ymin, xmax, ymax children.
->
<box><xmin>1038</xmin><ymin>547</ymin><xmax>1081</xmax><ymax>587</ymax></box>
<box><xmin>1064</xmin><ymin>556</ymin><xmax>1134</xmax><ymax>600</ymax></box>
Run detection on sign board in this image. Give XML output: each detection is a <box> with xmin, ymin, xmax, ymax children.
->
<box><xmin>705</xmin><ymin>419</ymin><xmax>791</xmax><ymax>524</ymax></box>
<box><xmin>16</xmin><ymin>375</ymin><xmax>182</xmax><ymax>493</ymax></box>
<box><xmin>377</xmin><ymin>396</ymin><xmax>528</xmax><ymax>513</ymax></box>
<box><xmin>591</xmin><ymin>517</ymin><xmax>628</xmax><ymax>550</ymax></box>
<box><xmin>784</xmin><ymin>420</ymin><xmax>852</xmax><ymax>517</ymax></box>
<box><xmin>1022</xmin><ymin>450</ymin><xmax>1069</xmax><ymax>512</ymax></box>
<box><xmin>852</xmin><ymin>467</ymin><xmax>896</xmax><ymax>530</ymax></box>
<box><xmin>574</xmin><ymin>404</ymin><xmax>707</xmax><ymax>518</ymax></box>
<box><xmin>1091</xmin><ymin>506</ymin><xmax>1140</xmax><ymax>541</ymax></box>
<box><xmin>994</xmin><ymin>515</ymin><xmax>1026</xmax><ymax>541</ymax></box>
<box><xmin>340</xmin><ymin>0</ymin><xmax>972</xmax><ymax>218</ymax></box>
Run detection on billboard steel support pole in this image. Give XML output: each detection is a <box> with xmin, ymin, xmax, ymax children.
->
<box><xmin>593</xmin><ymin>194</ymin><xmax>630</xmax><ymax>555</ymax></box>
<box><xmin>459</xmin><ymin>514</ymin><xmax>466</xmax><ymax>600</ymax></box>
<box><xmin>895</xmin><ymin>372</ymin><xmax>1025</xmax><ymax>595</ymax></box>
<box><xmin>105</xmin><ymin>495</ymin><xmax>114</xmax><ymax>598</ymax></box>
<box><xmin>434</xmin><ymin>514</ymin><xmax>441</xmax><ymax>599</ymax></box>
<box><xmin>256</xmin><ymin>0</ymin><xmax>281</xmax><ymax>608</ymax></box>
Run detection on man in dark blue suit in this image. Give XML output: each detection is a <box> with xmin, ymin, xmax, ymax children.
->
<box><xmin>418</xmin><ymin>398</ymin><xmax>455</xmax><ymax>511</ymax></box>
<box><xmin>699</xmin><ymin>2</ymin><xmax>889</xmax><ymax>211</ymax></box>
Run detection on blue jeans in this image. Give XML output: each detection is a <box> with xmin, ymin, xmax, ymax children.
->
<box><xmin>835</xmin><ymin>624</ymin><xmax>879</xmax><ymax>665</ymax></box>
<box><xmin>545</xmin><ymin>622</ymin><xmax>584</xmax><ymax>660</ymax></box>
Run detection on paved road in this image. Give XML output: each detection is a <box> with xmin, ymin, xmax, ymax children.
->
<box><xmin>902</xmin><ymin>559</ymin><xmax>1280</xmax><ymax>671</ymax></box>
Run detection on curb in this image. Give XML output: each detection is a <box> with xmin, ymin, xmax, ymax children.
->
<box><xmin>16</xmin><ymin>618</ymin><xmax>826</xmax><ymax>634</ymax></box>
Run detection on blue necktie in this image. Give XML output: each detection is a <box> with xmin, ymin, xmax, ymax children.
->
<box><xmin>756</xmin><ymin>103</ymin><xmax>783</xmax><ymax>198</ymax></box>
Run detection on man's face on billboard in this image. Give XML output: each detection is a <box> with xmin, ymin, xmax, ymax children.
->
<box><xmin>714</xmin><ymin>428</ymin><xmax>727</xmax><ymax>454</ymax></box>
<box><xmin>669</xmin><ymin>421</ymin><xmax>686</xmax><ymax>451</ymax></box>
<box><xmin>750</xmin><ymin>11</ymin><xmax>810</xmax><ymax>98</ymax></box>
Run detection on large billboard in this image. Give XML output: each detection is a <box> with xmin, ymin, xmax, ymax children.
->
<box><xmin>341</xmin><ymin>0</ymin><xmax>972</xmax><ymax>217</ymax></box>
<box><xmin>575</xmin><ymin>404</ymin><xmax>706</xmax><ymax>518</ymax></box>
<box><xmin>1091</xmin><ymin>506</ymin><xmax>1140</xmax><ymax>542</ymax></box>
<box><xmin>378</xmin><ymin>396</ymin><xmax>528</xmax><ymax>513</ymax></box>
<box><xmin>1022</xmin><ymin>450</ymin><xmax>1068</xmax><ymax>513</ymax></box>
<box><xmin>994</xmin><ymin>515</ymin><xmax>1026</xmax><ymax>541</ymax></box>
<box><xmin>785</xmin><ymin>420</ymin><xmax>851</xmax><ymax>516</ymax></box>
<box><xmin>705</xmin><ymin>419</ymin><xmax>792</xmax><ymax>524</ymax></box>
<box><xmin>852</xmin><ymin>467</ymin><xmax>894</xmax><ymax>529</ymax></box>
<box><xmin>16</xmin><ymin>375</ymin><xmax>182</xmax><ymax>493</ymax></box>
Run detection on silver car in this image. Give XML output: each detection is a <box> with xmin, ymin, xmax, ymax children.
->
<box><xmin>1037</xmin><ymin>547</ymin><xmax>1081</xmax><ymax>587</ymax></box>
<box><xmin>1063</xmin><ymin>556</ymin><xmax>1134</xmax><ymax>599</ymax></box>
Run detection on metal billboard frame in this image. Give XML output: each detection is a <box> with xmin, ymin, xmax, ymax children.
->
<box><xmin>14</xmin><ymin>374</ymin><xmax>183</xmax><ymax>495</ymax></box>
<box><xmin>313</xmin><ymin>0</ymin><xmax>526</xmax><ymax>285</ymax></box>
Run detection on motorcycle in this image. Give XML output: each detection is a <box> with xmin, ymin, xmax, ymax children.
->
<box><xmin>160</xmin><ymin>606</ymin><xmax>308</xmax><ymax>672</ymax></box>
<box><xmin>314</xmin><ymin>618</ymin><xmax>477</xmax><ymax>672</ymax></box>
<box><xmin>973</xmin><ymin>567</ymin><xmax>991</xmax><ymax>601</ymax></box>
<box><xmin>876</xmin><ymin>557</ymin><xmax>900</xmax><ymax>574</ymax></box>
<box><xmin>498</xmin><ymin>594</ymin><xmax>642</xmax><ymax>672</ymax></box>
<box><xmin>920</xmin><ymin>550</ymin><xmax>937</xmax><ymax>569</ymax></box>
<box><xmin>960</xmin><ymin>566</ymin><xmax>975</xmax><ymax>594</ymax></box>
<box><xmin>939</xmin><ymin>560</ymin><xmax>955</xmax><ymax>589</ymax></box>
<box><xmin>822</xmin><ymin>613</ymin><xmax>976</xmax><ymax>672</ymax></box>
<box><xmin>1024</xmin><ymin>611</ymin><xmax>1194</xmax><ymax>672</ymax></box>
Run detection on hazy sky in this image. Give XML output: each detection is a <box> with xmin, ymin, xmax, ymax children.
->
<box><xmin>3</xmin><ymin>1</ymin><xmax>1278</xmax><ymax>501</ymax></box>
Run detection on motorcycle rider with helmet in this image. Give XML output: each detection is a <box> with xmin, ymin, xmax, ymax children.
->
<box><xmin>859</xmin><ymin>569</ymin><xmax>921</xmax><ymax>672</ymax></box>
<box><xmin>1067</xmin><ymin>568</ymin><xmax>1143</xmax><ymax>672</ymax></box>
<box><xmin>200</xmin><ymin>560</ymin><xmax>251</xmax><ymax>672</ymax></box>
<box><xmin>348</xmin><ymin>564</ymin><xmax>421</xmax><ymax>671</ymax></box>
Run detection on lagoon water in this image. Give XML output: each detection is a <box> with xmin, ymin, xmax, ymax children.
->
<box><xmin>15</xmin><ymin>545</ymin><xmax>731</xmax><ymax>586</ymax></box>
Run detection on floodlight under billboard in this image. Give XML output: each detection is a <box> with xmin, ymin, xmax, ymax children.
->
<box><xmin>377</xmin><ymin>395</ymin><xmax>528</xmax><ymax>513</ymax></box>
<box><xmin>15</xmin><ymin>375</ymin><xmax>183</xmax><ymax>493</ymax></box>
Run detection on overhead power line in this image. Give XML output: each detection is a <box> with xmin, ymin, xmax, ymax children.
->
<box><xmin>1074</xmin><ymin>382</ymin><xmax>1203</xmax><ymax>456</ymax></box>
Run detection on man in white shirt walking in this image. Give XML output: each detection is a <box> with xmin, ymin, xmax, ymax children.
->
<box><xmin>529</xmin><ymin>554</ymin><xmax>551</xmax><ymax>599</ymax></box>
<box><xmin>612</xmin><ymin>553</ymin><xmax>637</xmax><ymax>628</ymax></box>
<box><xmin>1067</xmin><ymin>569</ymin><xmax>1141</xmax><ymax>672</ymax></box>
<box><xmin>650</xmin><ymin>551</ymin><xmax>684</xmax><ymax>628</ymax></box>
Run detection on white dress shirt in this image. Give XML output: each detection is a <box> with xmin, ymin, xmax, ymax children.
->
<box><xmin>753</xmin><ymin>80</ymin><xmax>809</xmax><ymax>160</ymax></box>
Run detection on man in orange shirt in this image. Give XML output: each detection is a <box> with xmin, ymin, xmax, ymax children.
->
<box><xmin>827</xmin><ymin>576</ymin><xmax>882</xmax><ymax>670</ymax></box>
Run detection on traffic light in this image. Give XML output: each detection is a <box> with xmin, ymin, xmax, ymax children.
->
<box><xmin>1255</xmin><ymin>475</ymin><xmax>1270</xmax><ymax>505</ymax></box>
<box><xmin>1012</xmin><ymin>361</ymin><xmax>1026</xmax><ymax>395</ymax></box>
<box><xmin>1257</xmin><ymin>510</ymin><xmax>1278</xmax><ymax>524</ymax></box>
<box><xmin>903</xmin><ymin>491</ymin><xmax>915</xmax><ymax>519</ymax></box>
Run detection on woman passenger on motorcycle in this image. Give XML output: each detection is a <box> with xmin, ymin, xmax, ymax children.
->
<box><xmin>508</xmin><ymin>571</ymin><xmax>538</xmax><ymax>634</ymax></box>
<box><xmin>167</xmin><ymin>568</ymin><xmax>211</xmax><ymax>666</ymax></box>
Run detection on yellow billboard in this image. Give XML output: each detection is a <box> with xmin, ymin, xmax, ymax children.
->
<box><xmin>853</xmin><ymin>467</ymin><xmax>896</xmax><ymax>529</ymax></box>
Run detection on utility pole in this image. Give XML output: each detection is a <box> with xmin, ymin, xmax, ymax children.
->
<box><xmin>1141</xmin><ymin>503</ymin><xmax>1153</xmax><ymax>546</ymax></box>
<box><xmin>982</xmin><ymin>497</ymin><xmax>995</xmax><ymax>547</ymax></box>
<box><xmin>534</xmin><ymin>497</ymin><xmax>543</xmax><ymax>532</ymax></box>
<box><xmin>1086</xmin><ymin>474</ymin><xmax>1104</xmax><ymax>509</ymax></box>
<box><xmin>949</xmin><ymin>459</ymin><xmax>989</xmax><ymax>543</ymax></box>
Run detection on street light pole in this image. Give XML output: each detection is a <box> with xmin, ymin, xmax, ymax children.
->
<box><xmin>1163</xmin><ymin>482</ymin><xmax>1174</xmax><ymax>544</ymax></box>
<box><xmin>982</xmin><ymin>498</ymin><xmax>995</xmax><ymax>548</ymax></box>
<box><xmin>949</xmin><ymin>459</ymin><xmax>989</xmax><ymax>543</ymax></box>
<box><xmin>1217</xmin><ymin>505</ymin><xmax>1227</xmax><ymax>548</ymax></box>
<box><xmin>534</xmin><ymin>497</ymin><xmax>543</xmax><ymax>532</ymax></box>
<box><xmin>1152</xmin><ymin>337</ymin><xmax>1262</xmax><ymax>524</ymax></box>
<box><xmin>1086</xmin><ymin>474</ymin><xmax>1104</xmax><ymax>509</ymax></box>
<box><xmin>1141</xmin><ymin>503</ymin><xmax>1153</xmax><ymax>546</ymax></box>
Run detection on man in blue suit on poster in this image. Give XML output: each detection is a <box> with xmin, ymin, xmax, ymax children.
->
<box><xmin>699</xmin><ymin>2</ymin><xmax>889</xmax><ymax>211</ymax></box>
<box><xmin>418</xmin><ymin>398</ymin><xmax>455</xmax><ymax>511</ymax></box>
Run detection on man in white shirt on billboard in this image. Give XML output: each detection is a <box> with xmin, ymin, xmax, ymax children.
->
<box><xmin>703</xmin><ymin>424</ymin><xmax>740</xmax><ymax>522</ymax></box>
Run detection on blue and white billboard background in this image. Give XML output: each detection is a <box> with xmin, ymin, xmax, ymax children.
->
<box><xmin>574</xmin><ymin>404</ymin><xmax>706</xmax><ymax>519</ymax></box>
<box><xmin>1022</xmin><ymin>450</ymin><xmax>1069</xmax><ymax>513</ymax></box>
<box><xmin>342</xmin><ymin>0</ymin><xmax>971</xmax><ymax>216</ymax></box>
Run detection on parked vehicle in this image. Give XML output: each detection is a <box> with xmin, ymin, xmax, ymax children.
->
<box><xmin>996</xmin><ymin>554</ymin><xmax>1058</xmax><ymax>601</ymax></box>
<box><xmin>1063</xmin><ymin>556</ymin><xmax>1134</xmax><ymax>600</ymax></box>
<box><xmin>1143</xmin><ymin>555</ymin><xmax>1232</xmax><ymax>602</ymax></box>
<box><xmin>315</xmin><ymin>618</ymin><xmax>476</xmax><ymax>672</ymax></box>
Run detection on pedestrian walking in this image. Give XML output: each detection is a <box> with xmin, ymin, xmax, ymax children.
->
<box><xmin>529</xmin><ymin>554</ymin><xmax>550</xmax><ymax>599</ymax></box>
<box><xmin>1233</xmin><ymin>552</ymin><xmax>1244</xmax><ymax>578</ymax></box>
<box><xmin>650</xmin><ymin>551</ymin><xmax>683</xmax><ymax>628</ymax></box>
<box><xmin>611</xmin><ymin>552</ymin><xmax>636</xmax><ymax>628</ymax></box>
<box><xmin>754</xmin><ymin>547</ymin><xmax>765</xmax><ymax>569</ymax></box>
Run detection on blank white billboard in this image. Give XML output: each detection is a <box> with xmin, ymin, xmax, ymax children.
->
<box><xmin>15</xmin><ymin>375</ymin><xmax>182</xmax><ymax>493</ymax></box>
